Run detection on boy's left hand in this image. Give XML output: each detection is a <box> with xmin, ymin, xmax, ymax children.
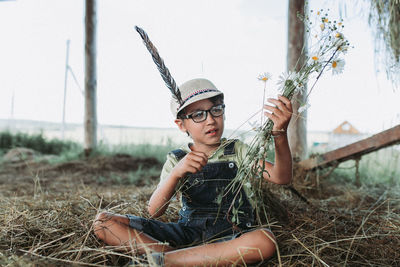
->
<box><xmin>264</xmin><ymin>95</ymin><xmax>293</xmax><ymax>132</ymax></box>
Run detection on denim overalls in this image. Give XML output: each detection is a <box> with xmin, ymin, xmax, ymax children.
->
<box><xmin>126</xmin><ymin>140</ymin><xmax>255</xmax><ymax>248</ymax></box>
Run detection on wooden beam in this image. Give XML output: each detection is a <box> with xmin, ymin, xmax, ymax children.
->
<box><xmin>299</xmin><ymin>125</ymin><xmax>400</xmax><ymax>170</ymax></box>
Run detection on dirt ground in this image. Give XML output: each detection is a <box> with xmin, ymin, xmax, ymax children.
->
<box><xmin>0</xmin><ymin>148</ymin><xmax>399</xmax><ymax>266</ymax></box>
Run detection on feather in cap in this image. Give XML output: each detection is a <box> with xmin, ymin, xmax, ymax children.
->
<box><xmin>135</xmin><ymin>26</ymin><xmax>183</xmax><ymax>106</ymax></box>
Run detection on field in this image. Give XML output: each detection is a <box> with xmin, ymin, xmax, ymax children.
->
<box><xmin>0</xmin><ymin>133</ymin><xmax>399</xmax><ymax>266</ymax></box>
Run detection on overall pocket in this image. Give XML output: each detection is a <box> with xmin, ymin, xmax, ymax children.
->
<box><xmin>203</xmin><ymin>217</ymin><xmax>234</xmax><ymax>241</ymax></box>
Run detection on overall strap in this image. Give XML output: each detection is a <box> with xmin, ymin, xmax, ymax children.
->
<box><xmin>169</xmin><ymin>149</ymin><xmax>187</xmax><ymax>161</ymax></box>
<box><xmin>223</xmin><ymin>139</ymin><xmax>237</xmax><ymax>155</ymax></box>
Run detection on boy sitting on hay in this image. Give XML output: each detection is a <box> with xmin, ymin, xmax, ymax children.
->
<box><xmin>93</xmin><ymin>27</ymin><xmax>293</xmax><ymax>266</ymax></box>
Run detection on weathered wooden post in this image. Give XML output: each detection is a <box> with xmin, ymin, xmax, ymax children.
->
<box><xmin>84</xmin><ymin>0</ymin><xmax>97</xmax><ymax>156</ymax></box>
<box><xmin>287</xmin><ymin>0</ymin><xmax>307</xmax><ymax>160</ymax></box>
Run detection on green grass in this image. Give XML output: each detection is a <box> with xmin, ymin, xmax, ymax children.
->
<box><xmin>327</xmin><ymin>146</ymin><xmax>400</xmax><ymax>186</ymax></box>
<box><xmin>48</xmin><ymin>142</ymin><xmax>178</xmax><ymax>165</ymax></box>
<box><xmin>96</xmin><ymin>138</ymin><xmax>178</xmax><ymax>163</ymax></box>
<box><xmin>0</xmin><ymin>131</ymin><xmax>80</xmax><ymax>155</ymax></box>
<box><xmin>46</xmin><ymin>147</ymin><xmax>85</xmax><ymax>164</ymax></box>
<box><xmin>0</xmin><ymin>131</ymin><xmax>180</xmax><ymax>164</ymax></box>
<box><xmin>2</xmin><ymin>130</ymin><xmax>398</xmax><ymax>187</ymax></box>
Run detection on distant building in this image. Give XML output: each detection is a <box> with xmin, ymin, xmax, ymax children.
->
<box><xmin>332</xmin><ymin>121</ymin><xmax>360</xmax><ymax>135</ymax></box>
<box><xmin>308</xmin><ymin>121</ymin><xmax>369</xmax><ymax>152</ymax></box>
<box><xmin>328</xmin><ymin>121</ymin><xmax>366</xmax><ymax>149</ymax></box>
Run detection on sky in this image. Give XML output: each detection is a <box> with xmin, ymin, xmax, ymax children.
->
<box><xmin>0</xmin><ymin>0</ymin><xmax>399</xmax><ymax>134</ymax></box>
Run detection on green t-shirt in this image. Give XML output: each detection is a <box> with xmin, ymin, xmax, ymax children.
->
<box><xmin>159</xmin><ymin>138</ymin><xmax>255</xmax><ymax>207</ymax></box>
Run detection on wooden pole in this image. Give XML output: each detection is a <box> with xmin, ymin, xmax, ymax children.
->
<box><xmin>84</xmin><ymin>0</ymin><xmax>97</xmax><ymax>155</ymax></box>
<box><xmin>61</xmin><ymin>39</ymin><xmax>70</xmax><ymax>140</ymax></box>
<box><xmin>354</xmin><ymin>157</ymin><xmax>361</xmax><ymax>187</ymax></box>
<box><xmin>287</xmin><ymin>0</ymin><xmax>307</xmax><ymax>160</ymax></box>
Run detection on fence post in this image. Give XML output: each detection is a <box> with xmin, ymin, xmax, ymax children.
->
<box><xmin>355</xmin><ymin>157</ymin><xmax>361</xmax><ymax>187</ymax></box>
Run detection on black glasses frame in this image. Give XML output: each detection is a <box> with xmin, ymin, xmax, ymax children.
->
<box><xmin>182</xmin><ymin>104</ymin><xmax>225</xmax><ymax>123</ymax></box>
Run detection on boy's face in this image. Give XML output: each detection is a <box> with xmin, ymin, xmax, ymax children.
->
<box><xmin>175</xmin><ymin>98</ymin><xmax>224</xmax><ymax>147</ymax></box>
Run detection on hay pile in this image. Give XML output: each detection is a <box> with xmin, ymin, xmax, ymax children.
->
<box><xmin>266</xmin><ymin>184</ymin><xmax>400</xmax><ymax>266</ymax></box>
<box><xmin>0</xmin><ymin>153</ymin><xmax>399</xmax><ymax>266</ymax></box>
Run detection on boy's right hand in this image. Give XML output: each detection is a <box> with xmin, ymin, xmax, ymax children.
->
<box><xmin>171</xmin><ymin>151</ymin><xmax>208</xmax><ymax>179</ymax></box>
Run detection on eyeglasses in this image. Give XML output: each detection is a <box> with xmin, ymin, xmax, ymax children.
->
<box><xmin>182</xmin><ymin>104</ymin><xmax>225</xmax><ymax>123</ymax></box>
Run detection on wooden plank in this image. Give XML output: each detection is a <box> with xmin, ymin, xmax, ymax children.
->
<box><xmin>299</xmin><ymin>125</ymin><xmax>400</xmax><ymax>170</ymax></box>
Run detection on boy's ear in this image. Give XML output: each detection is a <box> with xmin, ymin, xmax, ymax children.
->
<box><xmin>174</xmin><ymin>119</ymin><xmax>187</xmax><ymax>133</ymax></box>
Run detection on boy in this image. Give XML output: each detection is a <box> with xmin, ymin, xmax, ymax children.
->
<box><xmin>93</xmin><ymin>78</ymin><xmax>293</xmax><ymax>266</ymax></box>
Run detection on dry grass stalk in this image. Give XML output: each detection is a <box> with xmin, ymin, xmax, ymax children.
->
<box><xmin>0</xmin><ymin>155</ymin><xmax>399</xmax><ymax>266</ymax></box>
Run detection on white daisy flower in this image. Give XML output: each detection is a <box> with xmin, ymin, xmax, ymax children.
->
<box><xmin>331</xmin><ymin>59</ymin><xmax>345</xmax><ymax>75</ymax></box>
<box><xmin>310</xmin><ymin>55</ymin><xmax>321</xmax><ymax>65</ymax></box>
<box><xmin>307</xmin><ymin>54</ymin><xmax>323</xmax><ymax>71</ymax></box>
<box><xmin>294</xmin><ymin>77</ymin><xmax>307</xmax><ymax>93</ymax></box>
<box><xmin>257</xmin><ymin>72</ymin><xmax>272</xmax><ymax>83</ymax></box>
<box><xmin>308</xmin><ymin>55</ymin><xmax>323</xmax><ymax>72</ymax></box>
<box><xmin>276</xmin><ymin>71</ymin><xmax>296</xmax><ymax>91</ymax></box>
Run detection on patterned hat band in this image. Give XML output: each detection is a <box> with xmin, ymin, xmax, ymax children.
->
<box><xmin>178</xmin><ymin>88</ymin><xmax>220</xmax><ymax>109</ymax></box>
<box><xmin>170</xmin><ymin>78</ymin><xmax>223</xmax><ymax>117</ymax></box>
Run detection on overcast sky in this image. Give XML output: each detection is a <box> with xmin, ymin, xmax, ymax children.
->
<box><xmin>0</xmin><ymin>0</ymin><xmax>399</xmax><ymax>134</ymax></box>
